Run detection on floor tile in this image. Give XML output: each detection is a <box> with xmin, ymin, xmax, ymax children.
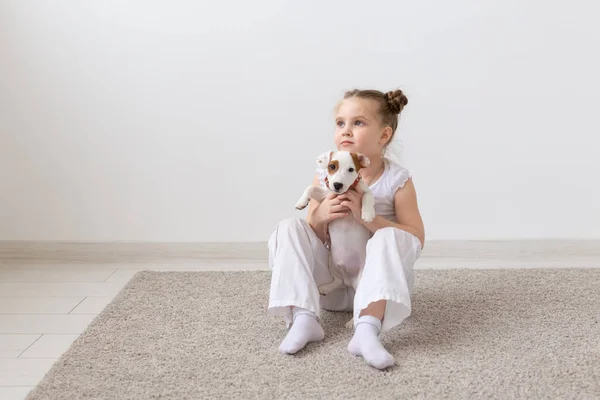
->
<box><xmin>0</xmin><ymin>297</ymin><xmax>84</xmax><ymax>314</ymax></box>
<box><xmin>0</xmin><ymin>314</ymin><xmax>97</xmax><ymax>334</ymax></box>
<box><xmin>0</xmin><ymin>358</ymin><xmax>57</xmax><ymax>386</ymax></box>
<box><xmin>0</xmin><ymin>335</ymin><xmax>40</xmax><ymax>357</ymax></box>
<box><xmin>70</xmin><ymin>297</ymin><xmax>114</xmax><ymax>314</ymax></box>
<box><xmin>0</xmin><ymin>387</ymin><xmax>35</xmax><ymax>400</ymax></box>
<box><xmin>20</xmin><ymin>334</ymin><xmax>79</xmax><ymax>358</ymax></box>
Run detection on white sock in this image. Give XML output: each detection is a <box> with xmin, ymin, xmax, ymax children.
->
<box><xmin>348</xmin><ymin>315</ymin><xmax>395</xmax><ymax>370</ymax></box>
<box><xmin>279</xmin><ymin>307</ymin><xmax>325</xmax><ymax>354</ymax></box>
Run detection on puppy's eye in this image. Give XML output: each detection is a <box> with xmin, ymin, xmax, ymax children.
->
<box><xmin>329</xmin><ymin>164</ymin><xmax>336</xmax><ymax>170</ymax></box>
<box><xmin>348</xmin><ymin>168</ymin><xmax>354</xmax><ymax>172</ymax></box>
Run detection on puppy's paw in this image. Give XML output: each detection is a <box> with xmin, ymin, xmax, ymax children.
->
<box><xmin>318</xmin><ymin>283</ymin><xmax>335</xmax><ymax>296</ymax></box>
<box><xmin>345</xmin><ymin>318</ymin><xmax>355</xmax><ymax>329</ymax></box>
<box><xmin>295</xmin><ymin>197</ymin><xmax>310</xmax><ymax>210</ymax></box>
<box><xmin>319</xmin><ymin>276</ymin><xmax>343</xmax><ymax>295</ymax></box>
<box><xmin>361</xmin><ymin>207</ymin><xmax>376</xmax><ymax>223</ymax></box>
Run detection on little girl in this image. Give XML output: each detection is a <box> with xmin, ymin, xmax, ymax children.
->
<box><xmin>267</xmin><ymin>88</ymin><xmax>425</xmax><ymax>370</ymax></box>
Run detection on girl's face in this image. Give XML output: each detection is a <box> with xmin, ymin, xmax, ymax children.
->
<box><xmin>334</xmin><ymin>97</ymin><xmax>391</xmax><ymax>159</ymax></box>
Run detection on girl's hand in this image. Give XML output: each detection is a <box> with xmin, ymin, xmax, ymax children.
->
<box><xmin>308</xmin><ymin>192</ymin><xmax>349</xmax><ymax>228</ymax></box>
<box><xmin>338</xmin><ymin>189</ymin><xmax>364</xmax><ymax>223</ymax></box>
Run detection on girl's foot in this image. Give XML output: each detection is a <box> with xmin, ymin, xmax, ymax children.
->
<box><xmin>279</xmin><ymin>307</ymin><xmax>325</xmax><ymax>354</ymax></box>
<box><xmin>348</xmin><ymin>315</ymin><xmax>395</xmax><ymax>369</ymax></box>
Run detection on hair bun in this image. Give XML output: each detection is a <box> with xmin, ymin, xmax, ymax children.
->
<box><xmin>386</xmin><ymin>90</ymin><xmax>408</xmax><ymax>114</ymax></box>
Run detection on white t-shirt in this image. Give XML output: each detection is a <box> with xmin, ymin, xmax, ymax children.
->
<box><xmin>317</xmin><ymin>157</ymin><xmax>411</xmax><ymax>223</ymax></box>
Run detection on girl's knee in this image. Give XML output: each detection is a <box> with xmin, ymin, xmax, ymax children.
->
<box><xmin>372</xmin><ymin>226</ymin><xmax>397</xmax><ymax>237</ymax></box>
<box><xmin>368</xmin><ymin>226</ymin><xmax>422</xmax><ymax>257</ymax></box>
<box><xmin>276</xmin><ymin>217</ymin><xmax>308</xmax><ymax>232</ymax></box>
<box><xmin>275</xmin><ymin>218</ymin><xmax>310</xmax><ymax>240</ymax></box>
<box><xmin>370</xmin><ymin>226</ymin><xmax>403</xmax><ymax>243</ymax></box>
<box><xmin>371</xmin><ymin>226</ymin><xmax>419</xmax><ymax>244</ymax></box>
<box><xmin>268</xmin><ymin>217</ymin><xmax>310</xmax><ymax>252</ymax></box>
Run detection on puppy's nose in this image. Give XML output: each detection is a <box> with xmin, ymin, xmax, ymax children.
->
<box><xmin>333</xmin><ymin>182</ymin><xmax>343</xmax><ymax>191</ymax></box>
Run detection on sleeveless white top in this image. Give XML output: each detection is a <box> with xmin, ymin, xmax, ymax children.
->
<box><xmin>317</xmin><ymin>157</ymin><xmax>411</xmax><ymax>223</ymax></box>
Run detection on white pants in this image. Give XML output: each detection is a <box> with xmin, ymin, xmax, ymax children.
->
<box><xmin>267</xmin><ymin>217</ymin><xmax>422</xmax><ymax>333</ymax></box>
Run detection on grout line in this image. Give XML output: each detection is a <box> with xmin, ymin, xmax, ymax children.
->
<box><xmin>16</xmin><ymin>334</ymin><xmax>42</xmax><ymax>358</ymax></box>
<box><xmin>103</xmin><ymin>268</ymin><xmax>119</xmax><ymax>282</ymax></box>
<box><xmin>67</xmin><ymin>297</ymin><xmax>87</xmax><ymax>314</ymax></box>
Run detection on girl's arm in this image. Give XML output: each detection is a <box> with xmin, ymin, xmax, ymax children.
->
<box><xmin>361</xmin><ymin>178</ymin><xmax>425</xmax><ymax>248</ymax></box>
<box><xmin>306</xmin><ymin>173</ymin><xmax>329</xmax><ymax>242</ymax></box>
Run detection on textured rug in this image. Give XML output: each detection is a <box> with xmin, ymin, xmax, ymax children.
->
<box><xmin>26</xmin><ymin>269</ymin><xmax>600</xmax><ymax>399</ymax></box>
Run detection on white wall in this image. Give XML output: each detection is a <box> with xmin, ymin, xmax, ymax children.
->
<box><xmin>1</xmin><ymin>1</ymin><xmax>599</xmax><ymax>242</ymax></box>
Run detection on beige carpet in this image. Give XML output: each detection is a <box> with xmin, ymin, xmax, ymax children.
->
<box><xmin>26</xmin><ymin>269</ymin><xmax>600</xmax><ymax>399</ymax></box>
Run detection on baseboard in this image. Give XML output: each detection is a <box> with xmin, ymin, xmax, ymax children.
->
<box><xmin>1</xmin><ymin>239</ymin><xmax>599</xmax><ymax>264</ymax></box>
<box><xmin>0</xmin><ymin>241</ymin><xmax>268</xmax><ymax>263</ymax></box>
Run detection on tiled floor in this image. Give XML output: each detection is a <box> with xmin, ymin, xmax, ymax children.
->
<box><xmin>1</xmin><ymin>250</ymin><xmax>598</xmax><ymax>400</ymax></box>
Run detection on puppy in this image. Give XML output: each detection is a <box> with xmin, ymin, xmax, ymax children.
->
<box><xmin>295</xmin><ymin>150</ymin><xmax>375</xmax><ymax>328</ymax></box>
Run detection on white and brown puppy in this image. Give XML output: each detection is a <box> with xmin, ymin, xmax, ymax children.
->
<box><xmin>295</xmin><ymin>150</ymin><xmax>375</xmax><ymax>327</ymax></box>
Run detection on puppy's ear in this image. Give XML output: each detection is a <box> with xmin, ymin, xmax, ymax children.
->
<box><xmin>316</xmin><ymin>151</ymin><xmax>332</xmax><ymax>169</ymax></box>
<box><xmin>352</xmin><ymin>153</ymin><xmax>370</xmax><ymax>169</ymax></box>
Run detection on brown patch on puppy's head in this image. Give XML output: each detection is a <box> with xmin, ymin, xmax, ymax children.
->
<box><xmin>351</xmin><ymin>153</ymin><xmax>370</xmax><ymax>171</ymax></box>
<box><xmin>328</xmin><ymin>159</ymin><xmax>339</xmax><ymax>174</ymax></box>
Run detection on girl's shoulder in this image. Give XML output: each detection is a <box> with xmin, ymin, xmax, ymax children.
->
<box><xmin>375</xmin><ymin>158</ymin><xmax>412</xmax><ymax>195</ymax></box>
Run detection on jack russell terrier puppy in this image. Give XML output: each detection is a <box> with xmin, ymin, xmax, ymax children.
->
<box><xmin>295</xmin><ymin>150</ymin><xmax>376</xmax><ymax>328</ymax></box>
